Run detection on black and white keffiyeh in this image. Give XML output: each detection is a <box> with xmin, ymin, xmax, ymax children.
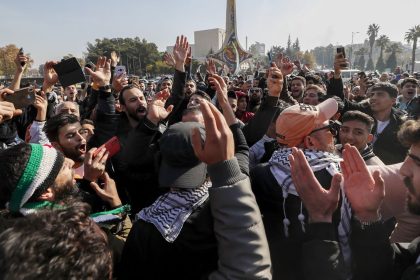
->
<box><xmin>137</xmin><ymin>181</ymin><xmax>211</xmax><ymax>243</ymax></box>
<box><xmin>269</xmin><ymin>148</ymin><xmax>353</xmax><ymax>268</ymax></box>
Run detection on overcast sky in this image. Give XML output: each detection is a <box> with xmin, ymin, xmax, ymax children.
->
<box><xmin>1</xmin><ymin>0</ymin><xmax>419</xmax><ymax>67</ymax></box>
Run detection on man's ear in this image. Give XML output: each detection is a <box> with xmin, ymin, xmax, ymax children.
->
<box><xmin>303</xmin><ymin>135</ymin><xmax>316</xmax><ymax>149</ymax></box>
<box><xmin>367</xmin><ymin>133</ymin><xmax>374</xmax><ymax>143</ymax></box>
<box><xmin>121</xmin><ymin>104</ymin><xmax>127</xmax><ymax>113</ymax></box>
<box><xmin>37</xmin><ymin>187</ymin><xmax>55</xmax><ymax>201</ymax></box>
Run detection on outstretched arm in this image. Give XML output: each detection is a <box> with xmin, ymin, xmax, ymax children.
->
<box><xmin>192</xmin><ymin>100</ymin><xmax>271</xmax><ymax>280</ymax></box>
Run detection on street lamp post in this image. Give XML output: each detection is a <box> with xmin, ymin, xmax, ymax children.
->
<box><xmin>350</xmin><ymin>32</ymin><xmax>360</xmax><ymax>69</ymax></box>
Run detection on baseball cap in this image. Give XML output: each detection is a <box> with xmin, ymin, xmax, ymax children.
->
<box><xmin>159</xmin><ymin>122</ymin><xmax>207</xmax><ymax>189</ymax></box>
<box><xmin>275</xmin><ymin>98</ymin><xmax>338</xmax><ymax>147</ymax></box>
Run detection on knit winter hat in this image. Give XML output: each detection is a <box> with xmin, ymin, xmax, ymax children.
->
<box><xmin>9</xmin><ymin>144</ymin><xmax>64</xmax><ymax>214</ymax></box>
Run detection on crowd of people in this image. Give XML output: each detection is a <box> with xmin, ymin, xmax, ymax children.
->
<box><xmin>1</xmin><ymin>34</ymin><xmax>420</xmax><ymax>279</ymax></box>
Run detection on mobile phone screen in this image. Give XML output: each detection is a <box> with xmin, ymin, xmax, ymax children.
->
<box><xmin>4</xmin><ymin>87</ymin><xmax>35</xmax><ymax>109</ymax></box>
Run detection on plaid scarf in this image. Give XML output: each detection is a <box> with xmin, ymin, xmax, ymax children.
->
<box><xmin>269</xmin><ymin>148</ymin><xmax>353</xmax><ymax>271</ymax></box>
<box><xmin>137</xmin><ymin>181</ymin><xmax>211</xmax><ymax>243</ymax></box>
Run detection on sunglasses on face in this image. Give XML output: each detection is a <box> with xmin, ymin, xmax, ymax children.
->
<box><xmin>310</xmin><ymin>120</ymin><xmax>341</xmax><ymax>137</ymax></box>
<box><xmin>250</xmin><ymin>89</ymin><xmax>260</xmax><ymax>93</ymax></box>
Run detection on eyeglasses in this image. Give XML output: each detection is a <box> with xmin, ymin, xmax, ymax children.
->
<box><xmin>249</xmin><ymin>88</ymin><xmax>260</xmax><ymax>93</ymax></box>
<box><xmin>309</xmin><ymin>120</ymin><xmax>341</xmax><ymax>136</ymax></box>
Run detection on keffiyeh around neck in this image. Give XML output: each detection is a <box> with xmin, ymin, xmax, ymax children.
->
<box><xmin>269</xmin><ymin>148</ymin><xmax>353</xmax><ymax>271</ymax></box>
<box><xmin>137</xmin><ymin>181</ymin><xmax>211</xmax><ymax>243</ymax></box>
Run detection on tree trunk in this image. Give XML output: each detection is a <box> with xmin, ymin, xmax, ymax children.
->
<box><xmin>412</xmin><ymin>37</ymin><xmax>417</xmax><ymax>73</ymax></box>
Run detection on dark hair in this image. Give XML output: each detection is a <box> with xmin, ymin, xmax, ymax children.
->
<box><xmin>0</xmin><ymin>144</ymin><xmax>32</xmax><ymax>207</ymax></box>
<box><xmin>305</xmin><ymin>74</ymin><xmax>323</xmax><ymax>85</ymax></box>
<box><xmin>192</xmin><ymin>90</ymin><xmax>211</xmax><ymax>102</ymax></box>
<box><xmin>227</xmin><ymin>90</ymin><xmax>237</xmax><ymax>100</ymax></box>
<box><xmin>182</xmin><ymin>107</ymin><xmax>202</xmax><ymax>117</ymax></box>
<box><xmin>81</xmin><ymin>119</ymin><xmax>94</xmax><ymax>126</ymax></box>
<box><xmin>341</xmin><ymin>110</ymin><xmax>375</xmax><ymax>132</ymax></box>
<box><xmin>305</xmin><ymin>85</ymin><xmax>325</xmax><ymax>97</ymax></box>
<box><xmin>401</xmin><ymin>77</ymin><xmax>419</xmax><ymax>88</ymax></box>
<box><xmin>44</xmin><ymin>113</ymin><xmax>79</xmax><ymax>143</ymax></box>
<box><xmin>398</xmin><ymin>120</ymin><xmax>420</xmax><ymax>147</ymax></box>
<box><xmin>0</xmin><ymin>203</ymin><xmax>112</xmax><ymax>279</ymax></box>
<box><xmin>118</xmin><ymin>84</ymin><xmax>140</xmax><ymax>106</ymax></box>
<box><xmin>370</xmin><ymin>82</ymin><xmax>398</xmax><ymax>98</ymax></box>
<box><xmin>291</xmin><ymin>76</ymin><xmax>306</xmax><ymax>86</ymax></box>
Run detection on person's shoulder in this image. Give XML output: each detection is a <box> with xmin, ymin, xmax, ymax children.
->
<box><xmin>250</xmin><ymin>162</ymin><xmax>271</xmax><ymax>179</ymax></box>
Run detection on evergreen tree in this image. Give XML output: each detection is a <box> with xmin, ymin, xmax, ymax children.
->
<box><xmin>366</xmin><ymin>57</ymin><xmax>375</xmax><ymax>70</ymax></box>
<box><xmin>286</xmin><ymin>35</ymin><xmax>292</xmax><ymax>57</ymax></box>
<box><xmin>385</xmin><ymin>43</ymin><xmax>401</xmax><ymax>71</ymax></box>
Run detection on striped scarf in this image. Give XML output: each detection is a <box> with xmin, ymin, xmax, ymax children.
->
<box><xmin>137</xmin><ymin>181</ymin><xmax>211</xmax><ymax>243</ymax></box>
<box><xmin>269</xmin><ymin>148</ymin><xmax>353</xmax><ymax>269</ymax></box>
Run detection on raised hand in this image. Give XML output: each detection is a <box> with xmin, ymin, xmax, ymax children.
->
<box><xmin>173</xmin><ymin>35</ymin><xmax>189</xmax><ymax>72</ymax></box>
<box><xmin>163</xmin><ymin>52</ymin><xmax>176</xmax><ymax>68</ymax></box>
<box><xmin>0</xmin><ymin>101</ymin><xmax>16</xmax><ymax>124</ymax></box>
<box><xmin>289</xmin><ymin>147</ymin><xmax>341</xmax><ymax>223</ymax></box>
<box><xmin>112</xmin><ymin>73</ymin><xmax>128</xmax><ymax>93</ymax></box>
<box><xmin>90</xmin><ymin>172</ymin><xmax>122</xmax><ymax>208</ymax></box>
<box><xmin>14</xmin><ymin>51</ymin><xmax>28</xmax><ymax>73</ymax></box>
<box><xmin>266</xmin><ymin>63</ymin><xmax>284</xmax><ymax>97</ymax></box>
<box><xmin>0</xmin><ymin>88</ymin><xmax>22</xmax><ymax>120</ymax></box>
<box><xmin>341</xmin><ymin>144</ymin><xmax>385</xmax><ymax>221</ymax></box>
<box><xmin>84</xmin><ymin>56</ymin><xmax>112</xmax><ymax>87</ymax></box>
<box><xmin>208</xmin><ymin>74</ymin><xmax>236</xmax><ymax>125</ymax></box>
<box><xmin>146</xmin><ymin>89</ymin><xmax>174</xmax><ymax>125</ymax></box>
<box><xmin>191</xmin><ymin>100</ymin><xmax>234</xmax><ymax>165</ymax></box>
<box><xmin>205</xmin><ymin>59</ymin><xmax>216</xmax><ymax>75</ymax></box>
<box><xmin>84</xmin><ymin>147</ymin><xmax>109</xmax><ymax>182</ymax></box>
<box><xmin>33</xmin><ymin>91</ymin><xmax>48</xmax><ymax>122</ymax></box>
<box><xmin>110</xmin><ymin>51</ymin><xmax>120</xmax><ymax>67</ymax></box>
<box><xmin>275</xmin><ymin>53</ymin><xmax>294</xmax><ymax>76</ymax></box>
<box><xmin>334</xmin><ymin>53</ymin><xmax>349</xmax><ymax>77</ymax></box>
<box><xmin>185</xmin><ymin>46</ymin><xmax>192</xmax><ymax>66</ymax></box>
<box><xmin>43</xmin><ymin>61</ymin><xmax>59</xmax><ymax>92</ymax></box>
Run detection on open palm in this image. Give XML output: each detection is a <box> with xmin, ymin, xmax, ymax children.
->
<box><xmin>341</xmin><ymin>144</ymin><xmax>385</xmax><ymax>219</ymax></box>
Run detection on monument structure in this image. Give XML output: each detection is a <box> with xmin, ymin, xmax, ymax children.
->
<box><xmin>207</xmin><ymin>0</ymin><xmax>252</xmax><ymax>74</ymax></box>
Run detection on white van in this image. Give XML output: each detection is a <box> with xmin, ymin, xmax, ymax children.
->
<box><xmin>340</xmin><ymin>69</ymin><xmax>360</xmax><ymax>82</ymax></box>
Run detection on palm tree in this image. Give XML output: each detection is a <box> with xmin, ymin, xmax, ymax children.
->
<box><xmin>405</xmin><ymin>25</ymin><xmax>420</xmax><ymax>73</ymax></box>
<box><xmin>376</xmin><ymin>35</ymin><xmax>390</xmax><ymax>72</ymax></box>
<box><xmin>366</xmin><ymin>24</ymin><xmax>380</xmax><ymax>70</ymax></box>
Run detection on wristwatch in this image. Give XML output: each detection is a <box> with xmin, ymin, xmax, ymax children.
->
<box><xmin>354</xmin><ymin>214</ymin><xmax>382</xmax><ymax>230</ymax></box>
<box><xmin>99</xmin><ymin>84</ymin><xmax>112</xmax><ymax>91</ymax></box>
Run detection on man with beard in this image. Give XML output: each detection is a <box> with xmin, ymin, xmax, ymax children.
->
<box><xmin>64</xmin><ymin>85</ymin><xmax>79</xmax><ymax>102</ymax></box>
<box><xmin>287</xmin><ymin>120</ymin><xmax>420</xmax><ymax>279</ymax></box>
<box><xmin>0</xmin><ymin>143</ymin><xmax>122</xmax><ymax>217</ymax></box>
<box><xmin>183</xmin><ymin>79</ymin><xmax>196</xmax><ymax>97</ymax></box>
<box><xmin>289</xmin><ymin>76</ymin><xmax>306</xmax><ymax>102</ymax></box>
<box><xmin>248</xmin><ymin>87</ymin><xmax>263</xmax><ymax>113</ymax></box>
<box><xmin>0</xmin><ymin>143</ymin><xmax>128</xmax><ymax>277</ymax></box>
<box><xmin>43</xmin><ymin>113</ymin><xmax>90</xmax><ymax>179</ymax></box>
<box><xmin>251</xmin><ymin>98</ymin><xmax>349</xmax><ymax>280</ymax></box>
<box><xmin>84</xmin><ymin>57</ymin><xmax>173</xmax><ymax>215</ymax></box>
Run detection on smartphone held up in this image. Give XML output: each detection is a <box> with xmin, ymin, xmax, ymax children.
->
<box><xmin>4</xmin><ymin>87</ymin><xmax>35</xmax><ymax>109</ymax></box>
<box><xmin>336</xmin><ymin>46</ymin><xmax>349</xmax><ymax>69</ymax></box>
<box><xmin>18</xmin><ymin>48</ymin><xmax>26</xmax><ymax>67</ymax></box>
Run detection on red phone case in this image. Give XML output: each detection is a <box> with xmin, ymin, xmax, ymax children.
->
<box><xmin>93</xmin><ymin>136</ymin><xmax>121</xmax><ymax>158</ymax></box>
